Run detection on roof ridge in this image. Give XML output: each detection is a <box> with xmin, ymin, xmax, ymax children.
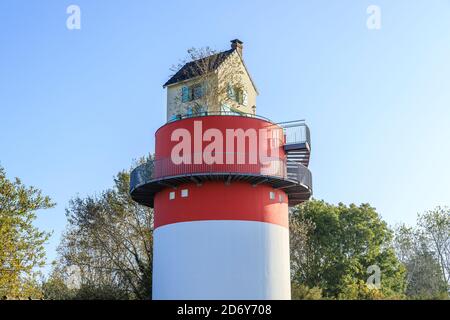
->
<box><xmin>163</xmin><ymin>48</ymin><xmax>235</xmax><ymax>87</ymax></box>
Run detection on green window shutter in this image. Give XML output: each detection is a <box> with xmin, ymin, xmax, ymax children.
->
<box><xmin>236</xmin><ymin>90</ymin><xmax>242</xmax><ymax>104</ymax></box>
<box><xmin>182</xmin><ymin>86</ymin><xmax>190</xmax><ymax>102</ymax></box>
<box><xmin>242</xmin><ymin>90</ymin><xmax>248</xmax><ymax>106</ymax></box>
<box><xmin>227</xmin><ymin>84</ymin><xmax>235</xmax><ymax>100</ymax></box>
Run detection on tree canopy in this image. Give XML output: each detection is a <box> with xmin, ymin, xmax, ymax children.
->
<box><xmin>0</xmin><ymin>165</ymin><xmax>54</xmax><ymax>299</ymax></box>
<box><xmin>290</xmin><ymin>200</ymin><xmax>407</xmax><ymax>299</ymax></box>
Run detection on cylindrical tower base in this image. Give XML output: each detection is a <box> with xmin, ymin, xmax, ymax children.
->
<box><xmin>152</xmin><ymin>182</ymin><xmax>291</xmax><ymax>300</ymax></box>
<box><xmin>153</xmin><ymin>220</ymin><xmax>290</xmax><ymax>300</ymax></box>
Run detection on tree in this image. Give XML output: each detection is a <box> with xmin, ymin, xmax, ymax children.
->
<box><xmin>41</xmin><ymin>262</ymin><xmax>76</xmax><ymax>300</ymax></box>
<box><xmin>418</xmin><ymin>207</ymin><xmax>450</xmax><ymax>287</ymax></box>
<box><xmin>54</xmin><ymin>157</ymin><xmax>154</xmax><ymax>299</ymax></box>
<box><xmin>290</xmin><ymin>199</ymin><xmax>406</xmax><ymax>299</ymax></box>
<box><xmin>0</xmin><ymin>165</ymin><xmax>54</xmax><ymax>299</ymax></box>
<box><xmin>394</xmin><ymin>211</ymin><xmax>449</xmax><ymax>299</ymax></box>
<box><xmin>289</xmin><ymin>208</ymin><xmax>317</xmax><ymax>289</ymax></box>
<box><xmin>405</xmin><ymin>251</ymin><xmax>448</xmax><ymax>299</ymax></box>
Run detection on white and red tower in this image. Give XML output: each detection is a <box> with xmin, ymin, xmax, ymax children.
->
<box><xmin>130</xmin><ymin>40</ymin><xmax>312</xmax><ymax>300</ymax></box>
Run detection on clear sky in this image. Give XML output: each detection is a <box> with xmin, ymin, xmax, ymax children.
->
<box><xmin>1</xmin><ymin>0</ymin><xmax>450</xmax><ymax>274</ymax></box>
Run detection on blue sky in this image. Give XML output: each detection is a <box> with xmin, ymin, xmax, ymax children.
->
<box><xmin>1</xmin><ymin>0</ymin><xmax>450</xmax><ymax>274</ymax></box>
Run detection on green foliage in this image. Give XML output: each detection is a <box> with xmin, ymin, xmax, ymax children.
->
<box><xmin>41</xmin><ymin>264</ymin><xmax>76</xmax><ymax>300</ymax></box>
<box><xmin>42</xmin><ymin>262</ymin><xmax>131</xmax><ymax>300</ymax></box>
<box><xmin>291</xmin><ymin>283</ymin><xmax>322</xmax><ymax>300</ymax></box>
<box><xmin>0</xmin><ymin>165</ymin><xmax>54</xmax><ymax>299</ymax></box>
<box><xmin>337</xmin><ymin>278</ymin><xmax>390</xmax><ymax>300</ymax></box>
<box><xmin>290</xmin><ymin>199</ymin><xmax>407</xmax><ymax>299</ymax></box>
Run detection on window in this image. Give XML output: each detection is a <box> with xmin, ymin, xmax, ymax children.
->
<box><xmin>181</xmin><ymin>84</ymin><xmax>203</xmax><ymax>103</ymax></box>
<box><xmin>279</xmin><ymin>194</ymin><xmax>283</xmax><ymax>202</ymax></box>
<box><xmin>192</xmin><ymin>84</ymin><xmax>203</xmax><ymax>100</ymax></box>
<box><xmin>269</xmin><ymin>191</ymin><xmax>275</xmax><ymax>200</ymax></box>
<box><xmin>227</xmin><ymin>84</ymin><xmax>247</xmax><ymax>106</ymax></box>
<box><xmin>169</xmin><ymin>192</ymin><xmax>175</xmax><ymax>200</ymax></box>
<box><xmin>181</xmin><ymin>189</ymin><xmax>189</xmax><ymax>197</ymax></box>
<box><xmin>186</xmin><ymin>106</ymin><xmax>193</xmax><ymax>116</ymax></box>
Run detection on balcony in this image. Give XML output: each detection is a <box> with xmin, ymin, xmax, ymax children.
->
<box><xmin>129</xmin><ymin>154</ymin><xmax>312</xmax><ymax>208</ymax></box>
<box><xmin>278</xmin><ymin>120</ymin><xmax>311</xmax><ymax>167</ymax></box>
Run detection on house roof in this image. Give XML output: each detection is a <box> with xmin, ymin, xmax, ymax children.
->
<box><xmin>163</xmin><ymin>49</ymin><xmax>235</xmax><ymax>87</ymax></box>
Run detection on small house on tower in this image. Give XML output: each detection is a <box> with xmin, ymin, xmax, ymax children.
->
<box><xmin>163</xmin><ymin>39</ymin><xmax>258</xmax><ymax>121</ymax></box>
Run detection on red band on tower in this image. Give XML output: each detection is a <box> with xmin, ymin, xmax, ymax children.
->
<box><xmin>154</xmin><ymin>181</ymin><xmax>288</xmax><ymax>229</ymax></box>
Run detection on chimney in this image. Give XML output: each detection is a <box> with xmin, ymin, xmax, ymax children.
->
<box><xmin>230</xmin><ymin>39</ymin><xmax>243</xmax><ymax>56</ymax></box>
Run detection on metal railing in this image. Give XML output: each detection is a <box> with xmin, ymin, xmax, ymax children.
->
<box><xmin>277</xmin><ymin>120</ymin><xmax>311</xmax><ymax>148</ymax></box>
<box><xmin>152</xmin><ymin>157</ymin><xmax>285</xmax><ymax>179</ymax></box>
<box><xmin>130</xmin><ymin>160</ymin><xmax>154</xmax><ymax>191</ymax></box>
<box><xmin>286</xmin><ymin>160</ymin><xmax>312</xmax><ymax>188</ymax></box>
<box><xmin>167</xmin><ymin>110</ymin><xmax>273</xmax><ymax>124</ymax></box>
<box><xmin>167</xmin><ymin>112</ymin><xmax>311</xmax><ymax>149</ymax></box>
<box><xmin>130</xmin><ymin>154</ymin><xmax>312</xmax><ymax>193</ymax></box>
